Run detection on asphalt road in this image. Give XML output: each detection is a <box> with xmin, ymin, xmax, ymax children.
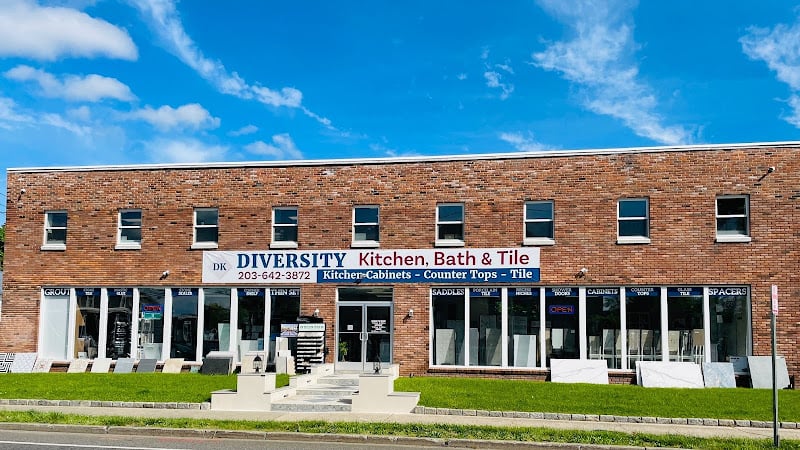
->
<box><xmin>0</xmin><ymin>429</ymin><xmax>489</xmax><ymax>450</ymax></box>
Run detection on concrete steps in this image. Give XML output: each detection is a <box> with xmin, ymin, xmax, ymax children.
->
<box><xmin>269</xmin><ymin>372</ymin><xmax>360</xmax><ymax>412</ymax></box>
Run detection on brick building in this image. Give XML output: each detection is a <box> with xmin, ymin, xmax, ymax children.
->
<box><xmin>1</xmin><ymin>142</ymin><xmax>797</xmax><ymax>381</ymax></box>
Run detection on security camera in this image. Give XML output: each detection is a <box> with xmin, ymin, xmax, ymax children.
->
<box><xmin>160</xmin><ymin>270</ymin><xmax>170</xmax><ymax>280</ymax></box>
<box><xmin>20</xmin><ymin>188</ymin><xmax>26</xmax><ymax>193</ymax></box>
<box><xmin>768</xmin><ymin>166</ymin><xmax>776</xmax><ymax>173</ymax></box>
<box><xmin>580</xmin><ymin>268</ymin><xmax>588</xmax><ymax>274</ymax></box>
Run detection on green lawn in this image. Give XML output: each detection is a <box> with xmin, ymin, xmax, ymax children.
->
<box><xmin>394</xmin><ymin>377</ymin><xmax>800</xmax><ymax>422</ymax></box>
<box><xmin>0</xmin><ymin>373</ymin><xmax>287</xmax><ymax>403</ymax></box>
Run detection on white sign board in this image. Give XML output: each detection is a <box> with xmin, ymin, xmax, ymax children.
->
<box><xmin>771</xmin><ymin>284</ymin><xmax>778</xmax><ymax>315</ymax></box>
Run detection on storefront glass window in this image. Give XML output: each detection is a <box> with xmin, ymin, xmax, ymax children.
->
<box><xmin>667</xmin><ymin>287</ymin><xmax>703</xmax><ymax>363</ymax></box>
<box><xmin>545</xmin><ymin>288</ymin><xmax>579</xmax><ymax>364</ymax></box>
<box><xmin>74</xmin><ymin>288</ymin><xmax>100</xmax><ymax>359</ymax></box>
<box><xmin>171</xmin><ymin>288</ymin><xmax>198</xmax><ymax>360</ymax></box>
<box><xmin>469</xmin><ymin>288</ymin><xmax>502</xmax><ymax>366</ymax></box>
<box><xmin>138</xmin><ymin>288</ymin><xmax>165</xmax><ymax>360</ymax></box>
<box><xmin>237</xmin><ymin>288</ymin><xmax>265</xmax><ymax>360</ymax></box>
<box><xmin>586</xmin><ymin>288</ymin><xmax>621</xmax><ymax>369</ymax></box>
<box><xmin>507</xmin><ymin>287</ymin><xmax>539</xmax><ymax>367</ymax></box>
<box><xmin>709</xmin><ymin>287</ymin><xmax>749</xmax><ymax>362</ymax></box>
<box><xmin>431</xmin><ymin>288</ymin><xmax>465</xmax><ymax>365</ymax></box>
<box><xmin>40</xmin><ymin>288</ymin><xmax>70</xmax><ymax>360</ymax></box>
<box><xmin>625</xmin><ymin>287</ymin><xmax>661</xmax><ymax>368</ymax></box>
<box><xmin>202</xmin><ymin>288</ymin><xmax>231</xmax><ymax>355</ymax></box>
<box><xmin>106</xmin><ymin>288</ymin><xmax>133</xmax><ymax>359</ymax></box>
<box><xmin>269</xmin><ymin>288</ymin><xmax>301</xmax><ymax>363</ymax></box>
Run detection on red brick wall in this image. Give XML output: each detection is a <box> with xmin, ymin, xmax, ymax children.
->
<box><xmin>2</xmin><ymin>145</ymin><xmax>798</xmax><ymax>379</ymax></box>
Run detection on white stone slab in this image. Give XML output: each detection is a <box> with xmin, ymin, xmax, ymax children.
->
<box><xmin>89</xmin><ymin>358</ymin><xmax>111</xmax><ymax>373</ymax></box>
<box><xmin>10</xmin><ymin>353</ymin><xmax>37</xmax><ymax>373</ymax></box>
<box><xmin>68</xmin><ymin>359</ymin><xmax>91</xmax><ymax>373</ymax></box>
<box><xmin>114</xmin><ymin>358</ymin><xmax>135</xmax><ymax>373</ymax></box>
<box><xmin>702</xmin><ymin>362</ymin><xmax>736</xmax><ymax>388</ymax></box>
<box><xmin>513</xmin><ymin>334</ymin><xmax>537</xmax><ymax>367</ymax></box>
<box><xmin>31</xmin><ymin>358</ymin><xmax>53</xmax><ymax>373</ymax></box>
<box><xmin>551</xmin><ymin>359</ymin><xmax>609</xmax><ymax>384</ymax></box>
<box><xmin>469</xmin><ymin>328</ymin><xmax>479</xmax><ymax>364</ymax></box>
<box><xmin>161</xmin><ymin>358</ymin><xmax>184</xmax><ymax>373</ymax></box>
<box><xmin>485</xmin><ymin>328</ymin><xmax>502</xmax><ymax>366</ymax></box>
<box><xmin>637</xmin><ymin>361</ymin><xmax>704</xmax><ymax>388</ymax></box>
<box><xmin>434</xmin><ymin>329</ymin><xmax>455</xmax><ymax>365</ymax></box>
<box><xmin>748</xmin><ymin>356</ymin><xmax>790</xmax><ymax>389</ymax></box>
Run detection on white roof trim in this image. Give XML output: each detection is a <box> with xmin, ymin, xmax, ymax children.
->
<box><xmin>8</xmin><ymin>141</ymin><xmax>800</xmax><ymax>173</ymax></box>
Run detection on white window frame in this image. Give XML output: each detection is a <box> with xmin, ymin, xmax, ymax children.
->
<box><xmin>617</xmin><ymin>198</ymin><xmax>650</xmax><ymax>244</ymax></box>
<box><xmin>352</xmin><ymin>205</ymin><xmax>380</xmax><ymax>248</ymax></box>
<box><xmin>716</xmin><ymin>195</ymin><xmax>751</xmax><ymax>243</ymax></box>
<box><xmin>42</xmin><ymin>210</ymin><xmax>68</xmax><ymax>251</ymax></box>
<box><xmin>435</xmin><ymin>203</ymin><xmax>465</xmax><ymax>247</ymax></box>
<box><xmin>192</xmin><ymin>208</ymin><xmax>219</xmax><ymax>249</ymax></box>
<box><xmin>116</xmin><ymin>209</ymin><xmax>142</xmax><ymax>250</ymax></box>
<box><xmin>523</xmin><ymin>201</ymin><xmax>555</xmax><ymax>246</ymax></box>
<box><xmin>271</xmin><ymin>206</ymin><xmax>299</xmax><ymax>249</ymax></box>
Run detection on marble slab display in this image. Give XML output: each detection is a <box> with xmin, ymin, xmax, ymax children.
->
<box><xmin>468</xmin><ymin>328</ymin><xmax>479</xmax><ymax>364</ymax></box>
<box><xmin>201</xmin><ymin>352</ymin><xmax>234</xmax><ymax>375</ymax></box>
<box><xmin>89</xmin><ymin>358</ymin><xmax>111</xmax><ymax>373</ymax></box>
<box><xmin>113</xmin><ymin>358</ymin><xmax>135</xmax><ymax>373</ymax></box>
<box><xmin>0</xmin><ymin>353</ymin><xmax>15</xmax><ymax>373</ymax></box>
<box><xmin>748</xmin><ymin>356</ymin><xmax>790</xmax><ymax>389</ymax></box>
<box><xmin>513</xmin><ymin>335</ymin><xmax>537</xmax><ymax>367</ymax></box>
<box><xmin>702</xmin><ymin>362</ymin><xmax>736</xmax><ymax>388</ymax></box>
<box><xmin>434</xmin><ymin>329</ymin><xmax>456</xmax><ymax>365</ymax></box>
<box><xmin>161</xmin><ymin>358</ymin><xmax>184</xmax><ymax>374</ymax></box>
<box><xmin>637</xmin><ymin>361</ymin><xmax>704</xmax><ymax>388</ymax></box>
<box><xmin>446</xmin><ymin>320</ymin><xmax>465</xmax><ymax>364</ymax></box>
<box><xmin>135</xmin><ymin>358</ymin><xmax>158</xmax><ymax>373</ymax></box>
<box><xmin>32</xmin><ymin>358</ymin><xmax>53</xmax><ymax>373</ymax></box>
<box><xmin>485</xmin><ymin>328</ymin><xmax>502</xmax><ymax>366</ymax></box>
<box><xmin>10</xmin><ymin>352</ymin><xmax>37</xmax><ymax>373</ymax></box>
<box><xmin>551</xmin><ymin>359</ymin><xmax>609</xmax><ymax>384</ymax></box>
<box><xmin>68</xmin><ymin>359</ymin><xmax>90</xmax><ymax>373</ymax></box>
<box><xmin>729</xmin><ymin>355</ymin><xmax>749</xmax><ymax>373</ymax></box>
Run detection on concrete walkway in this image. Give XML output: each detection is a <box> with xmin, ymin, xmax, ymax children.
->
<box><xmin>0</xmin><ymin>400</ymin><xmax>798</xmax><ymax>446</ymax></box>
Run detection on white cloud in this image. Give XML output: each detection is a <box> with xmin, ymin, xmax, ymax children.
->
<box><xmin>127</xmin><ymin>103</ymin><xmax>220</xmax><ymax>131</ymax></box>
<box><xmin>456</xmin><ymin>73</ymin><xmax>467</xmax><ymax>81</ymax></box>
<box><xmin>245</xmin><ymin>134</ymin><xmax>303</xmax><ymax>160</ymax></box>
<box><xmin>532</xmin><ymin>0</ymin><xmax>693</xmax><ymax>145</ymax></box>
<box><xmin>499</xmin><ymin>132</ymin><xmax>548</xmax><ymax>152</ymax></box>
<box><xmin>484</xmin><ymin>71</ymin><xmax>514</xmax><ymax>100</ymax></box>
<box><xmin>67</xmin><ymin>105</ymin><xmax>91</xmax><ymax>121</ymax></box>
<box><xmin>741</xmin><ymin>18</ymin><xmax>800</xmax><ymax>127</ymax></box>
<box><xmin>129</xmin><ymin>0</ymin><xmax>333</xmax><ymax>129</ymax></box>
<box><xmin>0</xmin><ymin>0</ymin><xmax>137</xmax><ymax>61</ymax></box>
<box><xmin>146</xmin><ymin>138</ymin><xmax>228</xmax><ymax>163</ymax></box>
<box><xmin>5</xmin><ymin>65</ymin><xmax>135</xmax><ymax>102</ymax></box>
<box><xmin>0</xmin><ymin>95</ymin><xmax>89</xmax><ymax>135</ymax></box>
<box><xmin>228</xmin><ymin>124</ymin><xmax>258</xmax><ymax>136</ymax></box>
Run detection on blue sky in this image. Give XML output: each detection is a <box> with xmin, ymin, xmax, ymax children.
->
<box><xmin>3</xmin><ymin>1</ymin><xmax>800</xmax><ymax>224</ymax></box>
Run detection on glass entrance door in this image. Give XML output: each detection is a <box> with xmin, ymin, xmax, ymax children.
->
<box><xmin>336</xmin><ymin>302</ymin><xmax>392</xmax><ymax>372</ymax></box>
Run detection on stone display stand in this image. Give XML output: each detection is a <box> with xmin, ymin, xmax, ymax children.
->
<box><xmin>351</xmin><ymin>364</ymin><xmax>420</xmax><ymax>413</ymax></box>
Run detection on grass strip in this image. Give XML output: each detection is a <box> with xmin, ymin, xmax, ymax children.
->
<box><xmin>0</xmin><ymin>374</ymin><xmax>289</xmax><ymax>403</ymax></box>
<box><xmin>396</xmin><ymin>377</ymin><xmax>800</xmax><ymax>422</ymax></box>
<box><xmin>0</xmin><ymin>410</ymin><xmax>798</xmax><ymax>449</ymax></box>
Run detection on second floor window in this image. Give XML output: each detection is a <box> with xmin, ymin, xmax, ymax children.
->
<box><xmin>43</xmin><ymin>211</ymin><xmax>67</xmax><ymax>250</ymax></box>
<box><xmin>353</xmin><ymin>206</ymin><xmax>379</xmax><ymax>247</ymax></box>
<box><xmin>436</xmin><ymin>203</ymin><xmax>464</xmax><ymax>246</ymax></box>
<box><xmin>524</xmin><ymin>201</ymin><xmax>554</xmax><ymax>245</ymax></box>
<box><xmin>716</xmin><ymin>195</ymin><xmax>750</xmax><ymax>242</ymax></box>
<box><xmin>272</xmin><ymin>207</ymin><xmax>298</xmax><ymax>248</ymax></box>
<box><xmin>117</xmin><ymin>209</ymin><xmax>142</xmax><ymax>249</ymax></box>
<box><xmin>617</xmin><ymin>198</ymin><xmax>650</xmax><ymax>244</ymax></box>
<box><xmin>193</xmin><ymin>208</ymin><xmax>218</xmax><ymax>248</ymax></box>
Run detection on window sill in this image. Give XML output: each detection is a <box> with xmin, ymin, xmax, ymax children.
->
<box><xmin>435</xmin><ymin>239</ymin><xmax>465</xmax><ymax>248</ymax></box>
<box><xmin>115</xmin><ymin>243</ymin><xmax>142</xmax><ymax>250</ymax></box>
<box><xmin>616</xmin><ymin>236</ymin><xmax>651</xmax><ymax>245</ymax></box>
<box><xmin>351</xmin><ymin>241</ymin><xmax>380</xmax><ymax>248</ymax></box>
<box><xmin>41</xmin><ymin>243</ymin><xmax>66</xmax><ymax>251</ymax></box>
<box><xmin>270</xmin><ymin>241</ymin><xmax>298</xmax><ymax>249</ymax></box>
<box><xmin>716</xmin><ymin>235</ymin><xmax>751</xmax><ymax>243</ymax></box>
<box><xmin>191</xmin><ymin>242</ymin><xmax>219</xmax><ymax>250</ymax></box>
<box><xmin>523</xmin><ymin>237</ymin><xmax>555</xmax><ymax>246</ymax></box>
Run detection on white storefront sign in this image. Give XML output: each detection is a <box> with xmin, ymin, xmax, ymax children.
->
<box><xmin>202</xmin><ymin>248</ymin><xmax>540</xmax><ymax>284</ymax></box>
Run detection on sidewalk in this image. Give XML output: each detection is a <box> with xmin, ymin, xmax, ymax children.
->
<box><xmin>0</xmin><ymin>400</ymin><xmax>798</xmax><ymax>446</ymax></box>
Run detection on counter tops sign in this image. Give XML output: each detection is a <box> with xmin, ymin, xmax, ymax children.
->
<box><xmin>203</xmin><ymin>248</ymin><xmax>540</xmax><ymax>284</ymax></box>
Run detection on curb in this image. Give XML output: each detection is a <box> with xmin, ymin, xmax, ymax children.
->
<box><xmin>0</xmin><ymin>399</ymin><xmax>210</xmax><ymax>410</ymax></box>
<box><xmin>0</xmin><ymin>422</ymin><xmax>684</xmax><ymax>450</ymax></box>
